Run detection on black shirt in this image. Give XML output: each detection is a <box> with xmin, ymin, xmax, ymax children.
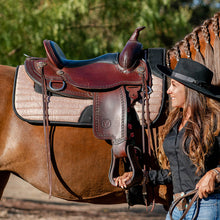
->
<box><xmin>163</xmin><ymin>120</ymin><xmax>220</xmax><ymax>194</ymax></box>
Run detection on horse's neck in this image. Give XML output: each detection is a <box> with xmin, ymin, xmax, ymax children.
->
<box><xmin>167</xmin><ymin>12</ymin><xmax>220</xmax><ymax>86</ymax></box>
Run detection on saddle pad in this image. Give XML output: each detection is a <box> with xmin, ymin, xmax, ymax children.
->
<box><xmin>13</xmin><ymin>65</ymin><xmax>93</xmax><ymax>126</ymax></box>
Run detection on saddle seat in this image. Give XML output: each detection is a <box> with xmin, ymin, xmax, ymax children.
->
<box><xmin>44</xmin><ymin>40</ymin><xmax>119</xmax><ymax>69</ymax></box>
<box><xmin>25</xmin><ymin>56</ymin><xmax>147</xmax><ymax>96</ymax></box>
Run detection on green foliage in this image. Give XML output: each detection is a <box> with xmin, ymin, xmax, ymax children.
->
<box><xmin>135</xmin><ymin>0</ymin><xmax>193</xmax><ymax>48</ymax></box>
<box><xmin>0</xmin><ymin>0</ymin><xmax>219</xmax><ymax>66</ymax></box>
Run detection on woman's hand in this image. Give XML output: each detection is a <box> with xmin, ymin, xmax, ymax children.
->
<box><xmin>195</xmin><ymin>170</ymin><xmax>216</xmax><ymax>199</ymax></box>
<box><xmin>113</xmin><ymin>172</ymin><xmax>133</xmax><ymax>189</ymax></box>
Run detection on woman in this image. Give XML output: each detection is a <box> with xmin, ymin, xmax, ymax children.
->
<box><xmin>115</xmin><ymin>58</ymin><xmax>220</xmax><ymax>219</ymax></box>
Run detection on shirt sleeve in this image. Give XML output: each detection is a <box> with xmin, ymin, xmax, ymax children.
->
<box><xmin>148</xmin><ymin>169</ymin><xmax>172</xmax><ymax>185</ymax></box>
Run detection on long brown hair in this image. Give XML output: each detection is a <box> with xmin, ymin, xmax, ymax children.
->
<box><xmin>157</xmin><ymin>86</ymin><xmax>220</xmax><ymax>174</ymax></box>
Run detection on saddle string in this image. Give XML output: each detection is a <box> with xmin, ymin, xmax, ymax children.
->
<box><xmin>145</xmin><ymin>78</ymin><xmax>156</xmax><ymax>212</ymax></box>
<box><xmin>38</xmin><ymin>64</ymin><xmax>82</xmax><ymax>199</ymax></box>
<box><xmin>141</xmin><ymin>70</ymin><xmax>155</xmax><ymax>211</ymax></box>
<box><xmin>39</xmin><ymin>62</ymin><xmax>53</xmax><ymax>198</ymax></box>
<box><xmin>141</xmin><ymin>76</ymin><xmax>148</xmax><ymax>207</ymax></box>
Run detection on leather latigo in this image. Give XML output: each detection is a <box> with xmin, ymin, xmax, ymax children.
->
<box><xmin>134</xmin><ymin>74</ymin><xmax>164</xmax><ymax>123</ymax></box>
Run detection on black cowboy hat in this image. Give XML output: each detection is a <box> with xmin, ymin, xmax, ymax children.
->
<box><xmin>157</xmin><ymin>58</ymin><xmax>220</xmax><ymax>100</ymax></box>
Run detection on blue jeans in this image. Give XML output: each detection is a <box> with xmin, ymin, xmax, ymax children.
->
<box><xmin>165</xmin><ymin>193</ymin><xmax>220</xmax><ymax>220</ymax></box>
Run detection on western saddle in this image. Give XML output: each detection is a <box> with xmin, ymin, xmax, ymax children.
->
<box><xmin>24</xmin><ymin>26</ymin><xmax>150</xmax><ymax>189</ymax></box>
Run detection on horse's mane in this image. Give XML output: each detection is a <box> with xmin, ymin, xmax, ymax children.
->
<box><xmin>167</xmin><ymin>12</ymin><xmax>220</xmax><ymax>86</ymax></box>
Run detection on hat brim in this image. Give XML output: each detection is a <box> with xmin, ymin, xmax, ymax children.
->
<box><xmin>156</xmin><ymin>64</ymin><xmax>220</xmax><ymax>100</ymax></box>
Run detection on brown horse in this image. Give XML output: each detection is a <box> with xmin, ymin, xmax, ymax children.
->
<box><xmin>0</xmin><ymin>12</ymin><xmax>220</xmax><ymax>209</ymax></box>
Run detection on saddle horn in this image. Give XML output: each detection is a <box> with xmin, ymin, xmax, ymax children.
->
<box><xmin>119</xmin><ymin>26</ymin><xmax>145</xmax><ymax>70</ymax></box>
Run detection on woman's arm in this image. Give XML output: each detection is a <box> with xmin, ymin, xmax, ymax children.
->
<box><xmin>196</xmin><ymin>133</ymin><xmax>220</xmax><ymax>199</ymax></box>
<box><xmin>114</xmin><ymin>169</ymin><xmax>172</xmax><ymax>188</ymax></box>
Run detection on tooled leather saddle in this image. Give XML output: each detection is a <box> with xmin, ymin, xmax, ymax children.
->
<box><xmin>24</xmin><ymin>26</ymin><xmax>164</xmax><ymax>189</ymax></box>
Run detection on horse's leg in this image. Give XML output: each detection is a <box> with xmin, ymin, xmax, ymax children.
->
<box><xmin>0</xmin><ymin>171</ymin><xmax>10</xmax><ymax>199</ymax></box>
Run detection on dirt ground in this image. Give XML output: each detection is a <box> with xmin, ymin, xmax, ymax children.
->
<box><xmin>0</xmin><ymin>175</ymin><xmax>167</xmax><ymax>220</ymax></box>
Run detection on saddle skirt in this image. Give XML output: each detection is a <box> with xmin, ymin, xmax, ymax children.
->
<box><xmin>13</xmin><ymin>63</ymin><xmax>165</xmax><ymax>127</ymax></box>
<box><xmin>13</xmin><ymin>65</ymin><xmax>93</xmax><ymax>126</ymax></box>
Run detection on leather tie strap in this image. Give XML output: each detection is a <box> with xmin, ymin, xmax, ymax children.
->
<box><xmin>39</xmin><ymin>62</ymin><xmax>52</xmax><ymax>198</ymax></box>
<box><xmin>141</xmin><ymin>68</ymin><xmax>155</xmax><ymax>211</ymax></box>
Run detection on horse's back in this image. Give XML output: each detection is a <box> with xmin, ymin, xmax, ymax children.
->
<box><xmin>0</xmin><ymin>64</ymin><xmax>16</xmax><ymax>110</ymax></box>
<box><xmin>0</xmin><ymin>65</ymin><xmax>16</xmax><ymax>88</ymax></box>
<box><xmin>0</xmin><ymin>65</ymin><xmax>16</xmax><ymax>197</ymax></box>
<box><xmin>0</xmin><ymin>65</ymin><xmax>16</xmax><ymax>133</ymax></box>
